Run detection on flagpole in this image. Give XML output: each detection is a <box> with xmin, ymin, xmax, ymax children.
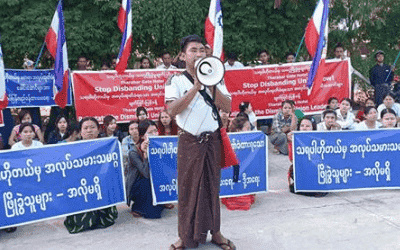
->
<box><xmin>385</xmin><ymin>50</ymin><xmax>400</xmax><ymax>82</ymax></box>
<box><xmin>294</xmin><ymin>34</ymin><xmax>305</xmax><ymax>62</ymax></box>
<box><xmin>34</xmin><ymin>41</ymin><xmax>46</xmax><ymax>69</ymax></box>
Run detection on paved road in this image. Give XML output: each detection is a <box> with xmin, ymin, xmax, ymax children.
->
<box><xmin>1</xmin><ymin>147</ymin><xmax>400</xmax><ymax>250</ymax></box>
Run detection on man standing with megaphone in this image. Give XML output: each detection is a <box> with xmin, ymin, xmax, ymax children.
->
<box><xmin>165</xmin><ymin>34</ymin><xmax>236</xmax><ymax>250</ymax></box>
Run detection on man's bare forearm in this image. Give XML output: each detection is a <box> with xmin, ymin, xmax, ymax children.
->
<box><xmin>210</xmin><ymin>86</ymin><xmax>231</xmax><ymax>113</ymax></box>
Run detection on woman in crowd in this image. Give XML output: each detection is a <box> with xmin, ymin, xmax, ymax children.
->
<box><xmin>221</xmin><ymin>116</ymin><xmax>255</xmax><ymax>211</ymax></box>
<box><xmin>9</xmin><ymin>109</ymin><xmax>44</xmax><ymax>146</ymax></box>
<box><xmin>326</xmin><ymin>97</ymin><xmax>339</xmax><ymax>110</ymax></box>
<box><xmin>140</xmin><ymin>57</ymin><xmax>153</xmax><ymax>69</ymax></box>
<box><xmin>377</xmin><ymin>93</ymin><xmax>400</xmax><ymax>120</ymax></box>
<box><xmin>122</xmin><ymin>120</ymin><xmax>140</xmax><ymax>174</ymax></box>
<box><xmin>100</xmin><ymin>115</ymin><xmax>124</xmax><ymax>142</ymax></box>
<box><xmin>59</xmin><ymin>122</ymin><xmax>80</xmax><ymax>143</ymax></box>
<box><xmin>136</xmin><ymin>106</ymin><xmax>148</xmax><ymax>122</ymax></box>
<box><xmin>126</xmin><ymin>119</ymin><xmax>168</xmax><ymax>218</ymax></box>
<box><xmin>317</xmin><ymin>110</ymin><xmax>341</xmax><ymax>131</ymax></box>
<box><xmin>239</xmin><ymin>101</ymin><xmax>257</xmax><ymax>128</ymax></box>
<box><xmin>157</xmin><ymin>110</ymin><xmax>178</xmax><ymax>136</ymax></box>
<box><xmin>64</xmin><ymin>117</ymin><xmax>118</xmax><ymax>233</ymax></box>
<box><xmin>335</xmin><ymin>98</ymin><xmax>356</xmax><ymax>130</ymax></box>
<box><xmin>270</xmin><ymin>100</ymin><xmax>297</xmax><ymax>155</ymax></box>
<box><xmin>287</xmin><ymin>116</ymin><xmax>327</xmax><ymax>197</ymax></box>
<box><xmin>380</xmin><ymin>108</ymin><xmax>398</xmax><ymax>128</ymax></box>
<box><xmin>356</xmin><ymin>107</ymin><xmax>381</xmax><ymax>130</ymax></box>
<box><xmin>47</xmin><ymin>115</ymin><xmax>69</xmax><ymax>144</ymax></box>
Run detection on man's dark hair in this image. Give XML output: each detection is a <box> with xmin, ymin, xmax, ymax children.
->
<box><xmin>227</xmin><ymin>53</ymin><xmax>237</xmax><ymax>60</ymax></box>
<box><xmin>334</xmin><ymin>43</ymin><xmax>344</xmax><ymax>51</ymax></box>
<box><xmin>285</xmin><ymin>52</ymin><xmax>296</xmax><ymax>58</ymax></box>
<box><xmin>258</xmin><ymin>49</ymin><xmax>269</xmax><ymax>57</ymax></box>
<box><xmin>322</xmin><ymin>109</ymin><xmax>337</xmax><ymax>119</ymax></box>
<box><xmin>160</xmin><ymin>52</ymin><xmax>171</xmax><ymax>58</ymax></box>
<box><xmin>180</xmin><ymin>34</ymin><xmax>203</xmax><ymax>52</ymax></box>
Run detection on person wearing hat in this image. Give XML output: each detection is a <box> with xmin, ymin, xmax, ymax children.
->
<box><xmin>165</xmin><ymin>34</ymin><xmax>236</xmax><ymax>250</ymax></box>
<box><xmin>369</xmin><ymin>50</ymin><xmax>395</xmax><ymax>106</ymax></box>
<box><xmin>224</xmin><ymin>52</ymin><xmax>244</xmax><ymax>69</ymax></box>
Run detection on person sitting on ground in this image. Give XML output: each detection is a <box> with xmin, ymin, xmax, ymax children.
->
<box><xmin>221</xmin><ymin>116</ymin><xmax>255</xmax><ymax>211</ymax></box>
<box><xmin>47</xmin><ymin>115</ymin><xmax>70</xmax><ymax>144</ymax></box>
<box><xmin>157</xmin><ymin>52</ymin><xmax>177</xmax><ymax>70</ymax></box>
<box><xmin>317</xmin><ymin>110</ymin><xmax>341</xmax><ymax>131</ymax></box>
<box><xmin>100</xmin><ymin>61</ymin><xmax>110</xmax><ymax>70</ymax></box>
<box><xmin>121</xmin><ymin>120</ymin><xmax>140</xmax><ymax>174</ymax></box>
<box><xmin>287</xmin><ymin>116</ymin><xmax>327</xmax><ymax>197</ymax></box>
<box><xmin>64</xmin><ymin>117</ymin><xmax>118</xmax><ymax>234</ymax></box>
<box><xmin>380</xmin><ymin>108</ymin><xmax>398</xmax><ymax>129</ymax></box>
<box><xmin>59</xmin><ymin>122</ymin><xmax>80</xmax><ymax>143</ymax></box>
<box><xmin>99</xmin><ymin>115</ymin><xmax>124</xmax><ymax>142</ymax></box>
<box><xmin>136</xmin><ymin>106</ymin><xmax>148</xmax><ymax>122</ymax></box>
<box><xmin>126</xmin><ymin>119</ymin><xmax>172</xmax><ymax>218</ymax></box>
<box><xmin>224</xmin><ymin>52</ymin><xmax>244</xmax><ymax>69</ymax></box>
<box><xmin>326</xmin><ymin>97</ymin><xmax>339</xmax><ymax>110</ymax></box>
<box><xmin>356</xmin><ymin>106</ymin><xmax>382</xmax><ymax>130</ymax></box>
<box><xmin>9</xmin><ymin>109</ymin><xmax>44</xmax><ymax>146</ymax></box>
<box><xmin>377</xmin><ymin>93</ymin><xmax>400</xmax><ymax>121</ymax></box>
<box><xmin>239</xmin><ymin>101</ymin><xmax>257</xmax><ymax>129</ymax></box>
<box><xmin>157</xmin><ymin>110</ymin><xmax>178</xmax><ymax>136</ymax></box>
<box><xmin>352</xmin><ymin>89</ymin><xmax>368</xmax><ymax>112</ymax></box>
<box><xmin>270</xmin><ymin>100</ymin><xmax>298</xmax><ymax>155</ymax></box>
<box><xmin>335</xmin><ymin>98</ymin><xmax>357</xmax><ymax>130</ymax></box>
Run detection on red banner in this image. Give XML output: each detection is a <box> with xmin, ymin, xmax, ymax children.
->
<box><xmin>72</xmin><ymin>59</ymin><xmax>350</xmax><ymax>123</ymax></box>
<box><xmin>225</xmin><ymin>59</ymin><xmax>350</xmax><ymax>118</ymax></box>
<box><xmin>72</xmin><ymin>70</ymin><xmax>181</xmax><ymax>123</ymax></box>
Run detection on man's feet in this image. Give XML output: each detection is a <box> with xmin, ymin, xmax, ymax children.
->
<box><xmin>129</xmin><ymin>211</ymin><xmax>142</xmax><ymax>218</ymax></box>
<box><xmin>169</xmin><ymin>239</ymin><xmax>185</xmax><ymax>250</ymax></box>
<box><xmin>164</xmin><ymin>204</ymin><xmax>175</xmax><ymax>209</ymax></box>
<box><xmin>211</xmin><ymin>231</ymin><xmax>236</xmax><ymax>250</ymax></box>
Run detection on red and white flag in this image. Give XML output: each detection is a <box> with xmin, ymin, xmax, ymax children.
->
<box><xmin>305</xmin><ymin>0</ymin><xmax>329</xmax><ymax>92</ymax></box>
<box><xmin>115</xmin><ymin>0</ymin><xmax>132</xmax><ymax>74</ymax></box>
<box><xmin>45</xmin><ymin>0</ymin><xmax>69</xmax><ymax>108</ymax></box>
<box><xmin>205</xmin><ymin>0</ymin><xmax>224</xmax><ymax>61</ymax></box>
<box><xmin>0</xmin><ymin>40</ymin><xmax>8</xmax><ymax>110</ymax></box>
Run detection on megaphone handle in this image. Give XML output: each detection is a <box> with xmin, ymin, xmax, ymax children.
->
<box><xmin>212</xmin><ymin>86</ymin><xmax>217</xmax><ymax>102</ymax></box>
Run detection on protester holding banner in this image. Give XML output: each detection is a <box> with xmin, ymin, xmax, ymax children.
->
<box><xmin>377</xmin><ymin>93</ymin><xmax>400</xmax><ymax>120</ymax></box>
<box><xmin>99</xmin><ymin>115</ymin><xmax>124</xmax><ymax>142</ymax></box>
<box><xmin>165</xmin><ymin>34</ymin><xmax>235</xmax><ymax>250</ymax></box>
<box><xmin>380</xmin><ymin>108</ymin><xmax>398</xmax><ymax>128</ymax></box>
<box><xmin>335</xmin><ymin>98</ymin><xmax>356</xmax><ymax>130</ymax></box>
<box><xmin>121</xmin><ymin>120</ymin><xmax>139</xmax><ymax>174</ymax></box>
<box><xmin>126</xmin><ymin>119</ymin><xmax>166</xmax><ymax>218</ymax></box>
<box><xmin>64</xmin><ymin>117</ymin><xmax>118</xmax><ymax>234</ymax></box>
<box><xmin>9</xmin><ymin>109</ymin><xmax>44</xmax><ymax>146</ymax></box>
<box><xmin>47</xmin><ymin>115</ymin><xmax>69</xmax><ymax>144</ymax></box>
<box><xmin>11</xmin><ymin>123</ymin><xmax>44</xmax><ymax>149</ymax></box>
<box><xmin>355</xmin><ymin>107</ymin><xmax>382</xmax><ymax>130</ymax></box>
<box><xmin>270</xmin><ymin>100</ymin><xmax>298</xmax><ymax>155</ymax></box>
<box><xmin>157</xmin><ymin>110</ymin><xmax>178</xmax><ymax>136</ymax></box>
<box><xmin>258</xmin><ymin>50</ymin><xmax>270</xmax><ymax>65</ymax></box>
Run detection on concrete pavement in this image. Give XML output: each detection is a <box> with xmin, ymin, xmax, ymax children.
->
<box><xmin>1</xmin><ymin>148</ymin><xmax>400</xmax><ymax>250</ymax></box>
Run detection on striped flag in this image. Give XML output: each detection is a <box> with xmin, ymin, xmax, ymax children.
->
<box><xmin>115</xmin><ymin>0</ymin><xmax>132</xmax><ymax>74</ymax></box>
<box><xmin>0</xmin><ymin>39</ymin><xmax>8</xmax><ymax>110</ymax></box>
<box><xmin>205</xmin><ymin>0</ymin><xmax>224</xmax><ymax>61</ymax></box>
<box><xmin>305</xmin><ymin>0</ymin><xmax>329</xmax><ymax>92</ymax></box>
<box><xmin>45</xmin><ymin>0</ymin><xmax>69</xmax><ymax>108</ymax></box>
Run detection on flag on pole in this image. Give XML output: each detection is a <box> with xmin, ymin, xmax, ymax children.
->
<box><xmin>115</xmin><ymin>0</ymin><xmax>132</xmax><ymax>74</ymax></box>
<box><xmin>0</xmin><ymin>38</ymin><xmax>8</xmax><ymax>110</ymax></box>
<box><xmin>205</xmin><ymin>0</ymin><xmax>224</xmax><ymax>61</ymax></box>
<box><xmin>305</xmin><ymin>0</ymin><xmax>330</xmax><ymax>92</ymax></box>
<box><xmin>45</xmin><ymin>0</ymin><xmax>69</xmax><ymax>108</ymax></box>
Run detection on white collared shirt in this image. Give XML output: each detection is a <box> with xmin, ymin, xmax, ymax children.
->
<box><xmin>165</xmin><ymin>73</ymin><xmax>231</xmax><ymax>136</ymax></box>
<box><xmin>156</xmin><ymin>64</ymin><xmax>177</xmax><ymax>70</ymax></box>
